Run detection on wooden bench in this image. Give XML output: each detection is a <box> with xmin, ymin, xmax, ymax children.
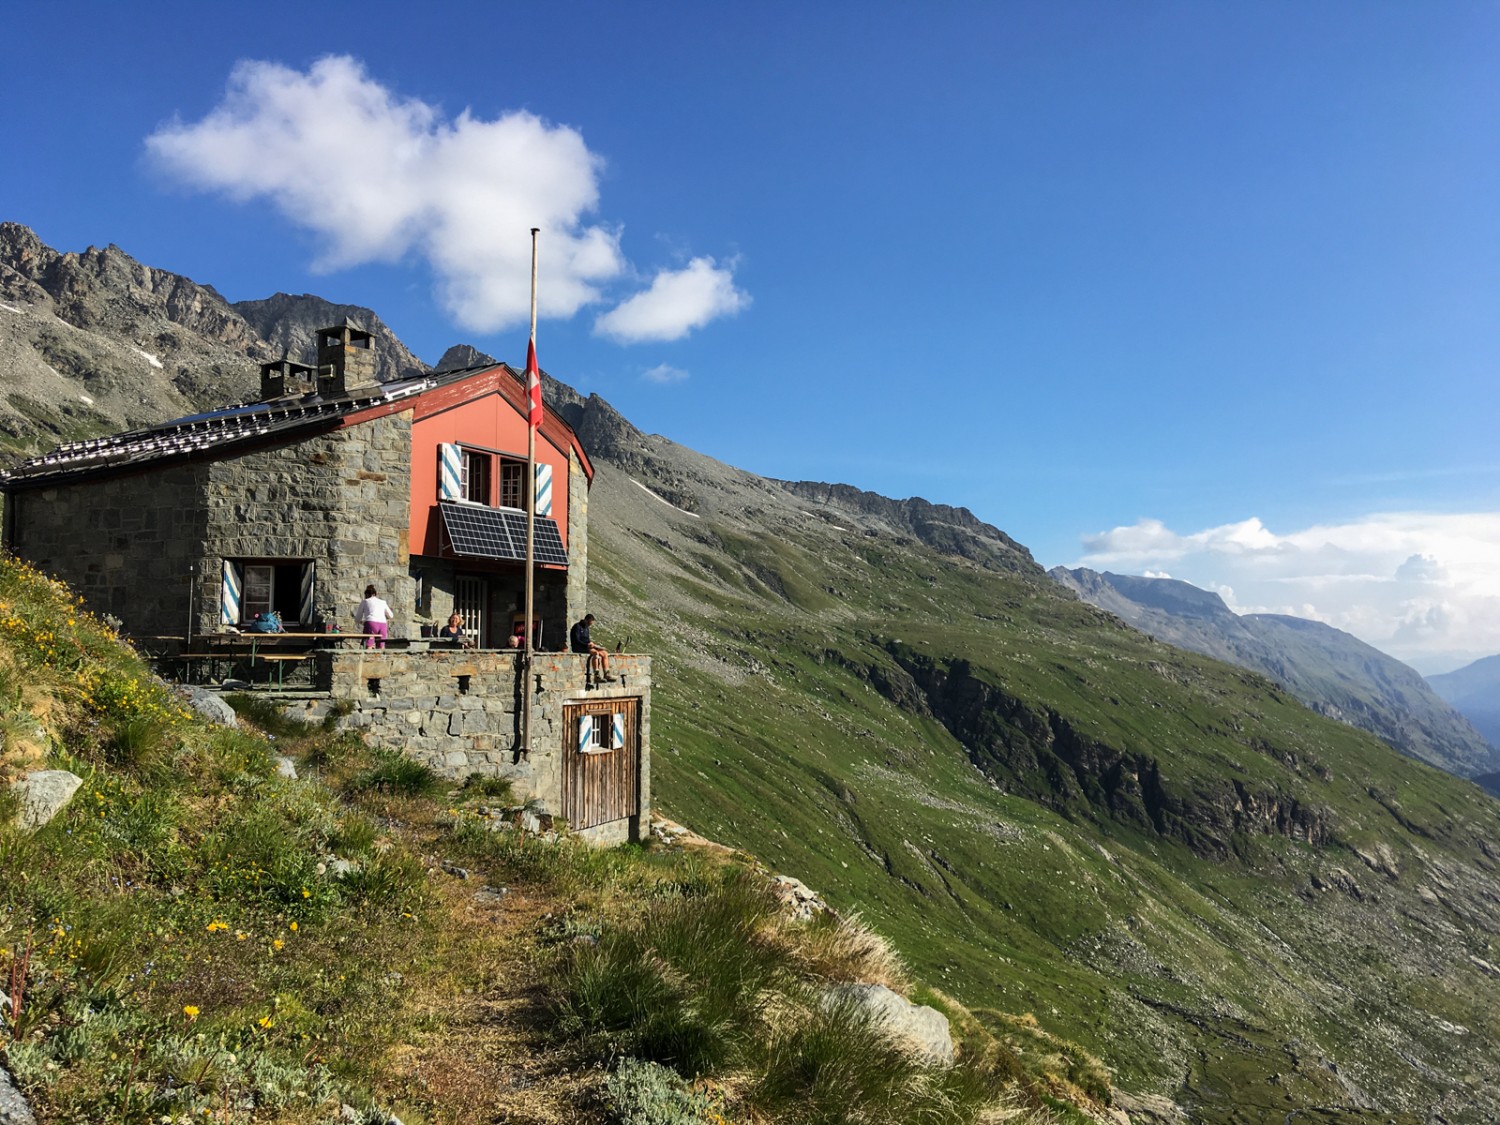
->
<box><xmin>257</xmin><ymin>653</ymin><xmax>311</xmax><ymax>688</ymax></box>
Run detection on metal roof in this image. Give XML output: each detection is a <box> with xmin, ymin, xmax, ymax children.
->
<box><xmin>0</xmin><ymin>367</ymin><xmax>486</xmax><ymax>489</ymax></box>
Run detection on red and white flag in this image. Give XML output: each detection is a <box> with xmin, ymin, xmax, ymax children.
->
<box><xmin>525</xmin><ymin>337</ymin><xmax>543</xmax><ymax>429</ymax></box>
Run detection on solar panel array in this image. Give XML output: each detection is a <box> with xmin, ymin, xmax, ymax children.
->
<box><xmin>439</xmin><ymin>502</ymin><xmax>569</xmax><ymax>566</ymax></box>
<box><xmin>3</xmin><ymin>374</ymin><xmax>438</xmax><ymax>486</ymax></box>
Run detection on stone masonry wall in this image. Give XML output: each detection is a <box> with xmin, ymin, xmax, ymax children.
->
<box><xmin>566</xmin><ymin>448</ymin><xmax>589</xmax><ymax>622</ymax></box>
<box><xmin>199</xmin><ymin>413</ymin><xmax>415</xmax><ymax>635</ymax></box>
<box><xmin>7</xmin><ymin>463</ymin><xmax>210</xmax><ymax>636</ymax></box>
<box><xmin>285</xmin><ymin>650</ymin><xmax>652</xmax><ymax>844</ymax></box>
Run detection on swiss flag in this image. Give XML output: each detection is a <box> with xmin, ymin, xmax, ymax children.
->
<box><xmin>525</xmin><ymin>338</ymin><xmax>543</xmax><ymax>428</ymax></box>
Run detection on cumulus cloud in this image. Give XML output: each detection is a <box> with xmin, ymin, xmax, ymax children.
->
<box><xmin>1072</xmin><ymin>511</ymin><xmax>1500</xmax><ymax>672</ymax></box>
<box><xmin>145</xmin><ymin>56</ymin><xmax>747</xmax><ymax>337</ymax></box>
<box><xmin>594</xmin><ymin>256</ymin><xmax>750</xmax><ymax>343</ymax></box>
<box><xmin>642</xmin><ymin>363</ymin><xmax>690</xmax><ymax>384</ymax></box>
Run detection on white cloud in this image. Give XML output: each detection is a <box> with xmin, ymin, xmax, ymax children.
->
<box><xmin>594</xmin><ymin>256</ymin><xmax>750</xmax><ymax>343</ymax></box>
<box><xmin>146</xmin><ymin>56</ymin><xmax>747</xmax><ymax>338</ymax></box>
<box><xmin>1072</xmin><ymin>511</ymin><xmax>1500</xmax><ymax>672</ymax></box>
<box><xmin>642</xmin><ymin>363</ymin><xmax>690</xmax><ymax>384</ymax></box>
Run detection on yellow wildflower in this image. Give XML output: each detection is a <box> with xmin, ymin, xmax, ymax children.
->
<box><xmin>183</xmin><ymin>1005</ymin><xmax>200</xmax><ymax>1020</ymax></box>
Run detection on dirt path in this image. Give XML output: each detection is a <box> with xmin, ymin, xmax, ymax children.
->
<box><xmin>377</xmin><ymin>865</ymin><xmax>609</xmax><ymax>1124</ymax></box>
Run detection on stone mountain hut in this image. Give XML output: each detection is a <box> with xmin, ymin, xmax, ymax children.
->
<box><xmin>0</xmin><ymin>322</ymin><xmax>650</xmax><ymax>843</ymax></box>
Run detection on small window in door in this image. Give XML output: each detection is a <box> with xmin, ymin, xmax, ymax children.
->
<box><xmin>578</xmin><ymin>710</ymin><xmax>624</xmax><ymax>753</ymax></box>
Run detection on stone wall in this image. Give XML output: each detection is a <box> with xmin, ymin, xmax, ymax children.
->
<box><xmin>200</xmin><ymin>413</ymin><xmax>415</xmax><ymax>635</ymax></box>
<box><xmin>6</xmin><ymin>463</ymin><xmax>209</xmax><ymax>635</ymax></box>
<box><xmin>285</xmin><ymin>650</ymin><xmax>652</xmax><ymax>844</ymax></box>
<box><xmin>567</xmin><ymin>448</ymin><xmax>589</xmax><ymax>620</ymax></box>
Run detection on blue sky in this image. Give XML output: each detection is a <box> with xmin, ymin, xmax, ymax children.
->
<box><xmin>4</xmin><ymin>1</ymin><xmax>1499</xmax><ymax>671</ymax></box>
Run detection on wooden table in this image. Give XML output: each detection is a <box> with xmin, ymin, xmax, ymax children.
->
<box><xmin>182</xmin><ymin>632</ymin><xmax>358</xmax><ymax>686</ymax></box>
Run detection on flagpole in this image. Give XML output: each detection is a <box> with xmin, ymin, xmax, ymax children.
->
<box><xmin>521</xmin><ymin>227</ymin><xmax>540</xmax><ymax>760</ymax></box>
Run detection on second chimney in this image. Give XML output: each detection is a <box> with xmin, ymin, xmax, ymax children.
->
<box><xmin>316</xmin><ymin>320</ymin><xmax>377</xmax><ymax>396</ymax></box>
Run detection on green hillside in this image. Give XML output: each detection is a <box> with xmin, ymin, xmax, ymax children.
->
<box><xmin>0</xmin><ymin>554</ymin><xmax>1121</xmax><ymax>1125</ymax></box>
<box><xmin>582</xmin><ymin>436</ymin><xmax>1500</xmax><ymax>1122</ymax></box>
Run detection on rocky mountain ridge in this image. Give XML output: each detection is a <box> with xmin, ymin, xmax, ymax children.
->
<box><xmin>0</xmin><ymin>223</ymin><xmax>435</xmax><ymax>460</ymax></box>
<box><xmin>1050</xmin><ymin>565</ymin><xmax>1499</xmax><ymax>779</ymax></box>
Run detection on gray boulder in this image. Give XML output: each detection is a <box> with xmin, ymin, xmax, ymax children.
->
<box><xmin>11</xmin><ymin>769</ymin><xmax>83</xmax><ymax>831</ymax></box>
<box><xmin>824</xmin><ymin>982</ymin><xmax>955</xmax><ymax>1067</ymax></box>
<box><xmin>275</xmin><ymin>756</ymin><xmax>298</xmax><ymax>780</ymax></box>
<box><xmin>175</xmin><ymin>686</ymin><xmax>238</xmax><ymax>727</ymax></box>
<box><xmin>0</xmin><ymin>1061</ymin><xmax>38</xmax><ymax>1125</ymax></box>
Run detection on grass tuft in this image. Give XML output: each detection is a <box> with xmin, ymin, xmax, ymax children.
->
<box><xmin>346</xmin><ymin>747</ymin><xmax>445</xmax><ymax>798</ymax></box>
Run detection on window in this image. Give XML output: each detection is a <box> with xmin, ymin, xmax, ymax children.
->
<box><xmin>461</xmin><ymin>449</ymin><xmax>491</xmax><ymax>504</ymax></box>
<box><xmin>578</xmin><ymin>709</ymin><xmax>625</xmax><ymax>754</ymax></box>
<box><xmin>499</xmin><ymin>459</ymin><xmax>525</xmax><ymax>510</ymax></box>
<box><xmin>223</xmin><ymin>560</ymin><xmax>313</xmax><ymax>626</ymax></box>
<box><xmin>439</xmin><ymin>443</ymin><xmax>528</xmax><ymax>510</ymax></box>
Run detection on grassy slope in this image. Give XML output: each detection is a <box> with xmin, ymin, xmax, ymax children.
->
<box><xmin>0</xmin><ymin>555</ymin><xmax>1112</xmax><ymax>1125</ymax></box>
<box><xmin>585</xmin><ymin>460</ymin><xmax>1500</xmax><ymax>1121</ymax></box>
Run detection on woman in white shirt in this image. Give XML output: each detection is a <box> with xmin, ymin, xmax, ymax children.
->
<box><xmin>356</xmin><ymin>584</ymin><xmax>395</xmax><ymax>649</ymax></box>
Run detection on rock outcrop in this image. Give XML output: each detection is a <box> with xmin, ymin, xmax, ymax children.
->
<box><xmin>11</xmin><ymin>768</ymin><xmax>83</xmax><ymax>831</ymax></box>
<box><xmin>823</xmin><ymin>982</ymin><xmax>955</xmax><ymax>1067</ymax></box>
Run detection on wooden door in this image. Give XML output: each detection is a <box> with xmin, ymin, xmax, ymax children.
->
<box><xmin>562</xmin><ymin>698</ymin><xmax>641</xmax><ymax>830</ymax></box>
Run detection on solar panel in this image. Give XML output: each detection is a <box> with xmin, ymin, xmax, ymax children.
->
<box><xmin>502</xmin><ymin>509</ymin><xmax>570</xmax><ymax>566</ymax></box>
<box><xmin>439</xmin><ymin>502</ymin><xmax>569</xmax><ymax>566</ymax></box>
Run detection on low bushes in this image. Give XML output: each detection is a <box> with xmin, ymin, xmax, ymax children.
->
<box><xmin>550</xmin><ymin>872</ymin><xmax>1016</xmax><ymax>1124</ymax></box>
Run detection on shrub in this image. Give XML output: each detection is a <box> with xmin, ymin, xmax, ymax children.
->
<box><xmin>346</xmin><ymin>748</ymin><xmax>444</xmax><ymax>798</ymax></box>
<box><xmin>224</xmin><ymin>692</ymin><xmax>317</xmax><ymax>740</ymax></box>
<box><xmin>328</xmin><ymin>811</ymin><xmax>380</xmax><ymax>858</ymax></box>
<box><xmin>555</xmin><ymin>873</ymin><xmax>784</xmax><ymax>1076</ymax></box>
<box><xmin>460</xmin><ymin>771</ymin><xmax>516</xmax><ymax>802</ymax></box>
<box><xmin>786</xmin><ymin>909</ymin><xmax>908</xmax><ymax>991</ymax></box>
<box><xmin>606</xmin><ymin>1057</ymin><xmax>725</xmax><ymax>1124</ymax></box>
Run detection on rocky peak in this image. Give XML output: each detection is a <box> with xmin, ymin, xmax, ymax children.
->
<box><xmin>0</xmin><ymin>222</ymin><xmax>268</xmax><ymax>359</ymax></box>
<box><xmin>433</xmin><ymin>343</ymin><xmax>497</xmax><ymax>372</ymax></box>
<box><xmin>234</xmin><ymin>293</ymin><xmax>428</xmax><ymax>383</ymax></box>
<box><xmin>779</xmin><ymin>480</ymin><xmax>1040</xmax><ymax>574</ymax></box>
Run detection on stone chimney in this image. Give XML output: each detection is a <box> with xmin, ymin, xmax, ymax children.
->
<box><xmin>259</xmin><ymin>359</ymin><xmax>318</xmax><ymax>400</ymax></box>
<box><xmin>316</xmin><ymin>320</ymin><xmax>376</xmax><ymax>396</ymax></box>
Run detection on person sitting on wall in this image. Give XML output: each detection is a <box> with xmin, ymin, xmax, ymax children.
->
<box><xmin>356</xmin><ymin>585</ymin><xmax>394</xmax><ymax>650</ymax></box>
<box><xmin>439</xmin><ymin>612</ymin><xmax>473</xmax><ymax>649</ymax></box>
<box><xmin>570</xmin><ymin>613</ymin><xmax>616</xmax><ymax>681</ymax></box>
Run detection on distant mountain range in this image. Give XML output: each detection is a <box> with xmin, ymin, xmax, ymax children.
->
<box><xmin>1428</xmin><ymin>655</ymin><xmax>1500</xmax><ymax>794</ymax></box>
<box><xmin>1050</xmin><ymin>566</ymin><xmax>1500</xmax><ymax>780</ymax></box>
<box><xmin>5</xmin><ymin>221</ymin><xmax>1500</xmax><ymax>1118</ymax></box>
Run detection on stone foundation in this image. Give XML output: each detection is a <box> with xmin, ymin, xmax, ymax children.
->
<box><xmin>283</xmin><ymin>649</ymin><xmax>651</xmax><ymax>844</ymax></box>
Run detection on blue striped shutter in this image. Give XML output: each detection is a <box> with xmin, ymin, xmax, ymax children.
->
<box><xmin>438</xmin><ymin>443</ymin><xmax>462</xmax><ymax>500</ymax></box>
<box><xmin>534</xmin><ymin>463</ymin><xmax>553</xmax><ymax>517</ymax></box>
<box><xmin>299</xmin><ymin>562</ymin><xmax>316</xmax><ymax>625</ymax></box>
<box><xmin>220</xmin><ymin>560</ymin><xmax>242</xmax><ymax>625</ymax></box>
<box><xmin>578</xmin><ymin>713</ymin><xmax>594</xmax><ymax>751</ymax></box>
<box><xmin>611</xmin><ymin>711</ymin><xmax>625</xmax><ymax>749</ymax></box>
